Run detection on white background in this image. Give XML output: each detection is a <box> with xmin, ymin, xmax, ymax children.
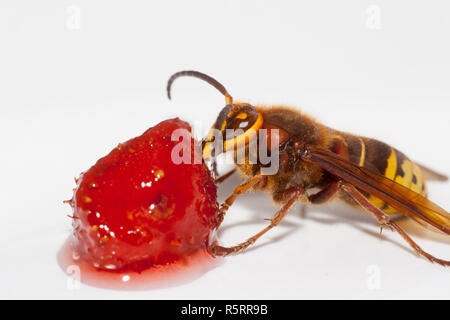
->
<box><xmin>1</xmin><ymin>0</ymin><xmax>449</xmax><ymax>299</ymax></box>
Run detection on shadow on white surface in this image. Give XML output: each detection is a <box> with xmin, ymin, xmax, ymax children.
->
<box><xmin>215</xmin><ymin>171</ymin><xmax>450</xmax><ymax>261</ymax></box>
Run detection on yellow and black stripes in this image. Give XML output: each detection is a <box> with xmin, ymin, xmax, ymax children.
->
<box><xmin>393</xmin><ymin>149</ymin><xmax>426</xmax><ymax>195</ymax></box>
<box><xmin>343</xmin><ymin>134</ymin><xmax>427</xmax><ymax>214</ymax></box>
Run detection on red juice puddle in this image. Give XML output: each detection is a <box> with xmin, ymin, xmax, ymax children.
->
<box><xmin>57</xmin><ymin>237</ymin><xmax>224</xmax><ymax>290</ymax></box>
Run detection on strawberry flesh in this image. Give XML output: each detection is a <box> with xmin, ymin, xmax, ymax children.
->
<box><xmin>69</xmin><ymin>118</ymin><xmax>218</xmax><ymax>272</ymax></box>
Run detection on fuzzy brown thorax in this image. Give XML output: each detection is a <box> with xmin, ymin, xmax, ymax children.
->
<box><xmin>224</xmin><ymin>105</ymin><xmax>333</xmax><ymax>203</ymax></box>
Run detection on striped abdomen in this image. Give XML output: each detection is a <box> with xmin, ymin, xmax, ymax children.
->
<box><xmin>341</xmin><ymin>134</ymin><xmax>426</xmax><ymax>213</ymax></box>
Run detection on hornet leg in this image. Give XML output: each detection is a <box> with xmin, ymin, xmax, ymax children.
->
<box><xmin>217</xmin><ymin>173</ymin><xmax>266</xmax><ymax>226</ymax></box>
<box><xmin>341</xmin><ymin>182</ymin><xmax>450</xmax><ymax>266</ymax></box>
<box><xmin>212</xmin><ymin>186</ymin><xmax>304</xmax><ymax>256</ymax></box>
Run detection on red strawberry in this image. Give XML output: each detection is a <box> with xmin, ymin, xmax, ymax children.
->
<box><xmin>67</xmin><ymin>118</ymin><xmax>218</xmax><ymax>272</ymax></box>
